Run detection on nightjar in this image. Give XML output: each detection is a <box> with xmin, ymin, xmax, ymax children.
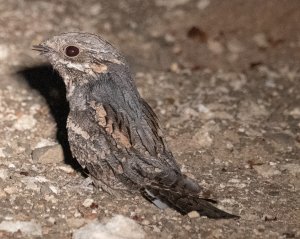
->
<box><xmin>33</xmin><ymin>32</ymin><xmax>239</xmax><ymax>219</ymax></box>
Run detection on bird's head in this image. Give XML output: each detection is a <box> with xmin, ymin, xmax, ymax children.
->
<box><xmin>33</xmin><ymin>32</ymin><xmax>126</xmax><ymax>88</ymax></box>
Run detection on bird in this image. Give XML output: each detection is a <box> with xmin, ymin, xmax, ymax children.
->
<box><xmin>33</xmin><ymin>32</ymin><xmax>239</xmax><ymax>219</ymax></box>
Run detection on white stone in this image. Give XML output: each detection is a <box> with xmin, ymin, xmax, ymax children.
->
<box><xmin>265</xmin><ymin>79</ymin><xmax>276</xmax><ymax>88</ymax></box>
<box><xmin>29</xmin><ymin>104</ymin><xmax>41</xmax><ymax>114</ymax></box>
<box><xmin>227</xmin><ymin>39</ymin><xmax>244</xmax><ymax>53</ymax></box>
<box><xmin>13</xmin><ymin>114</ymin><xmax>37</xmax><ymax>131</ymax></box>
<box><xmin>67</xmin><ymin>218</ymin><xmax>87</xmax><ymax>228</ymax></box>
<box><xmin>188</xmin><ymin>211</ymin><xmax>200</xmax><ymax>218</ymax></box>
<box><xmin>0</xmin><ymin>168</ymin><xmax>9</xmax><ymax>180</ymax></box>
<box><xmin>82</xmin><ymin>198</ymin><xmax>94</xmax><ymax>208</ymax></box>
<box><xmin>0</xmin><ymin>44</ymin><xmax>9</xmax><ymax>60</ymax></box>
<box><xmin>89</xmin><ymin>3</ymin><xmax>102</xmax><ymax>15</ymax></box>
<box><xmin>226</xmin><ymin>142</ymin><xmax>234</xmax><ymax>151</ymax></box>
<box><xmin>289</xmin><ymin>108</ymin><xmax>300</xmax><ymax>118</ymax></box>
<box><xmin>58</xmin><ymin>165</ymin><xmax>75</xmax><ymax>173</ymax></box>
<box><xmin>8</xmin><ymin>163</ymin><xmax>16</xmax><ymax>168</ymax></box>
<box><xmin>197</xmin><ymin>104</ymin><xmax>210</xmax><ymax>113</ymax></box>
<box><xmin>0</xmin><ymin>148</ymin><xmax>5</xmax><ymax>157</ymax></box>
<box><xmin>253</xmin><ymin>33</ymin><xmax>269</xmax><ymax>48</ymax></box>
<box><xmin>45</xmin><ymin>195</ymin><xmax>58</xmax><ymax>203</ymax></box>
<box><xmin>35</xmin><ymin>176</ymin><xmax>49</xmax><ymax>183</ymax></box>
<box><xmin>49</xmin><ymin>185</ymin><xmax>59</xmax><ymax>194</ymax></box>
<box><xmin>207</xmin><ymin>40</ymin><xmax>224</xmax><ymax>54</ymax></box>
<box><xmin>228</xmin><ymin>178</ymin><xmax>240</xmax><ymax>183</ymax></box>
<box><xmin>0</xmin><ymin>220</ymin><xmax>42</xmax><ymax>236</ymax></box>
<box><xmin>34</xmin><ymin>138</ymin><xmax>57</xmax><ymax>149</ymax></box>
<box><xmin>197</xmin><ymin>0</ymin><xmax>210</xmax><ymax>10</ymax></box>
<box><xmin>4</xmin><ymin>186</ymin><xmax>18</xmax><ymax>194</ymax></box>
<box><xmin>73</xmin><ymin>215</ymin><xmax>145</xmax><ymax>239</ymax></box>
<box><xmin>170</xmin><ymin>62</ymin><xmax>180</xmax><ymax>74</ymax></box>
<box><xmin>48</xmin><ymin>217</ymin><xmax>56</xmax><ymax>224</ymax></box>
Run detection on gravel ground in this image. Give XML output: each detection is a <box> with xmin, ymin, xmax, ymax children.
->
<box><xmin>0</xmin><ymin>0</ymin><xmax>299</xmax><ymax>238</ymax></box>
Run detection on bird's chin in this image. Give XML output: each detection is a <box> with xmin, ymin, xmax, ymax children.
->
<box><xmin>48</xmin><ymin>60</ymin><xmax>64</xmax><ymax>74</ymax></box>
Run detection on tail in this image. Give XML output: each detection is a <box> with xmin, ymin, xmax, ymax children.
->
<box><xmin>142</xmin><ymin>176</ymin><xmax>239</xmax><ymax>219</ymax></box>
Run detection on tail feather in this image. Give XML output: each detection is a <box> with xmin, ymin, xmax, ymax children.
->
<box><xmin>143</xmin><ymin>186</ymin><xmax>239</xmax><ymax>219</ymax></box>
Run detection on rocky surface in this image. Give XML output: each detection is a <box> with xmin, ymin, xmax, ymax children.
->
<box><xmin>0</xmin><ymin>0</ymin><xmax>299</xmax><ymax>238</ymax></box>
<box><xmin>72</xmin><ymin>215</ymin><xmax>145</xmax><ymax>239</ymax></box>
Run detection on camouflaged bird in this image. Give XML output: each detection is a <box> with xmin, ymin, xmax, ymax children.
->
<box><xmin>33</xmin><ymin>32</ymin><xmax>239</xmax><ymax>219</ymax></box>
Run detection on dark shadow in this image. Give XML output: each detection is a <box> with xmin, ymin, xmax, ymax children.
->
<box><xmin>17</xmin><ymin>64</ymin><xmax>83</xmax><ymax>172</ymax></box>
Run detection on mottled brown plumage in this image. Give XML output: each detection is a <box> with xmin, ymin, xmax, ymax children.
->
<box><xmin>33</xmin><ymin>32</ymin><xmax>239</xmax><ymax>219</ymax></box>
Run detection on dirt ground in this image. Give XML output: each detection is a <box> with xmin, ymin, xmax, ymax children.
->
<box><xmin>0</xmin><ymin>0</ymin><xmax>299</xmax><ymax>238</ymax></box>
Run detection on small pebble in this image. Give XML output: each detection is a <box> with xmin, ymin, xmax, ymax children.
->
<box><xmin>49</xmin><ymin>185</ymin><xmax>59</xmax><ymax>194</ymax></box>
<box><xmin>263</xmin><ymin>214</ymin><xmax>277</xmax><ymax>221</ymax></box>
<box><xmin>58</xmin><ymin>165</ymin><xmax>75</xmax><ymax>173</ymax></box>
<box><xmin>197</xmin><ymin>0</ymin><xmax>210</xmax><ymax>10</ymax></box>
<box><xmin>32</xmin><ymin>144</ymin><xmax>64</xmax><ymax>164</ymax></box>
<box><xmin>142</xmin><ymin>219</ymin><xmax>150</xmax><ymax>225</ymax></box>
<box><xmin>207</xmin><ymin>40</ymin><xmax>224</xmax><ymax>54</ymax></box>
<box><xmin>188</xmin><ymin>211</ymin><xmax>200</xmax><ymax>218</ymax></box>
<box><xmin>0</xmin><ymin>169</ymin><xmax>9</xmax><ymax>180</ymax></box>
<box><xmin>253</xmin><ymin>33</ymin><xmax>269</xmax><ymax>48</ymax></box>
<box><xmin>226</xmin><ymin>142</ymin><xmax>234</xmax><ymax>151</ymax></box>
<box><xmin>13</xmin><ymin>114</ymin><xmax>37</xmax><ymax>131</ymax></box>
<box><xmin>66</xmin><ymin>218</ymin><xmax>87</xmax><ymax>228</ymax></box>
<box><xmin>83</xmin><ymin>198</ymin><xmax>94</xmax><ymax>208</ymax></box>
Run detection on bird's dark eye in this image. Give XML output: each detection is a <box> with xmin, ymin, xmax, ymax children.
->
<box><xmin>65</xmin><ymin>46</ymin><xmax>80</xmax><ymax>57</ymax></box>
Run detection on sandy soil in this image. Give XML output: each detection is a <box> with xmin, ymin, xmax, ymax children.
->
<box><xmin>0</xmin><ymin>0</ymin><xmax>299</xmax><ymax>238</ymax></box>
